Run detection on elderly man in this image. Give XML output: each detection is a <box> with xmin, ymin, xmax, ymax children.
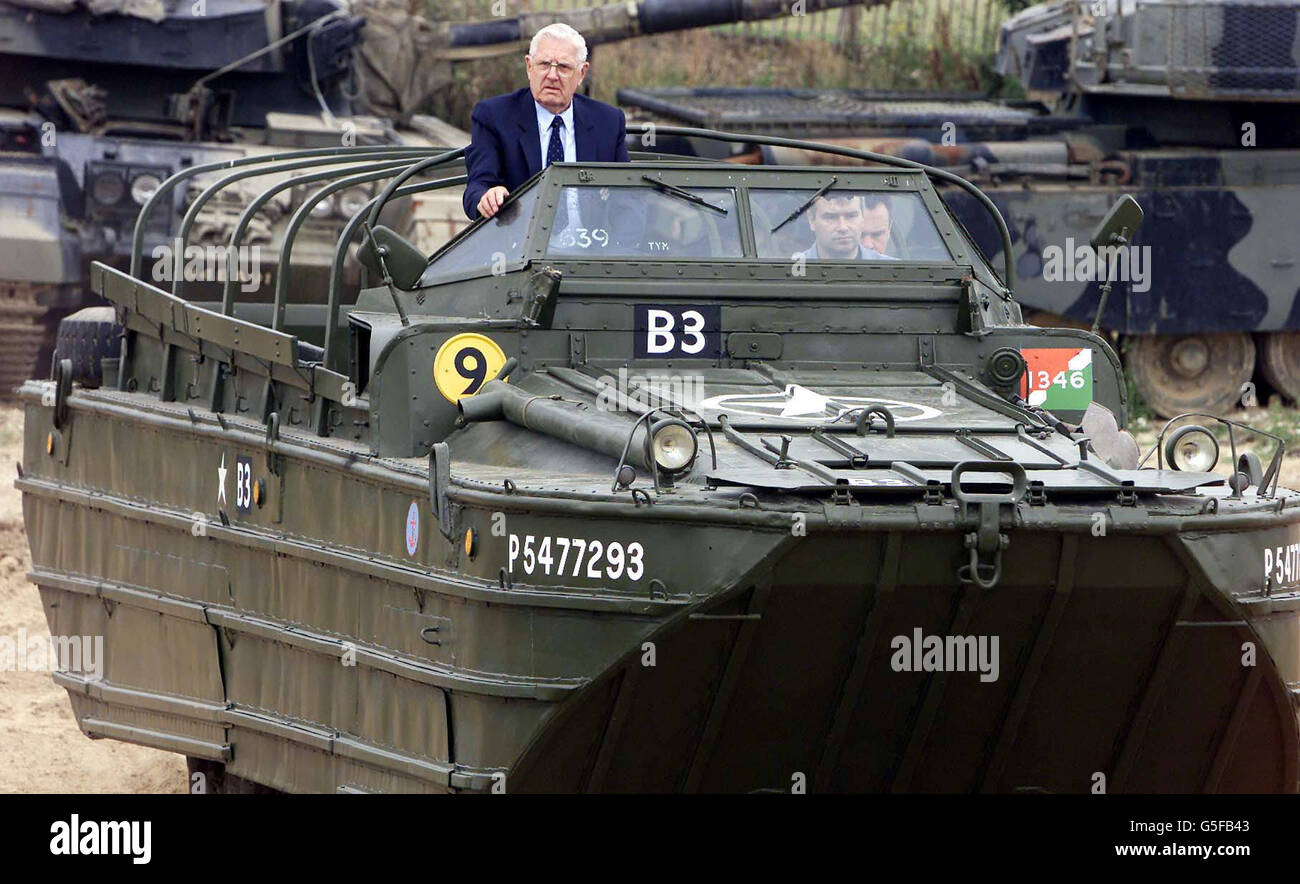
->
<box><xmin>795</xmin><ymin>193</ymin><xmax>895</xmax><ymax>261</ymax></box>
<box><xmin>462</xmin><ymin>23</ymin><xmax>630</xmax><ymax>221</ymax></box>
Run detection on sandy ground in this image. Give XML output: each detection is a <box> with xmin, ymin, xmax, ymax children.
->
<box><xmin>0</xmin><ymin>405</ymin><xmax>185</xmax><ymax>794</ymax></box>
<box><xmin>0</xmin><ymin>400</ymin><xmax>1293</xmax><ymax>794</ymax></box>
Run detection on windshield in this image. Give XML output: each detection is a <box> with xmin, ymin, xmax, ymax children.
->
<box><xmin>749</xmin><ymin>189</ymin><xmax>951</xmax><ymax>262</ymax></box>
<box><xmin>419</xmin><ymin>188</ymin><xmax>540</xmax><ymax>285</ymax></box>
<box><xmin>545</xmin><ymin>185</ymin><xmax>744</xmax><ymax>259</ymax></box>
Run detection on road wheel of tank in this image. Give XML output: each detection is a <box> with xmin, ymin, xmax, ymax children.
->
<box><xmin>0</xmin><ymin>283</ymin><xmax>51</xmax><ymax>398</ymax></box>
<box><xmin>1127</xmin><ymin>333</ymin><xmax>1255</xmax><ymax>418</ymax></box>
<box><xmin>54</xmin><ymin>306</ymin><xmax>120</xmax><ymax>389</ymax></box>
<box><xmin>1259</xmin><ymin>332</ymin><xmax>1300</xmax><ymax>404</ymax></box>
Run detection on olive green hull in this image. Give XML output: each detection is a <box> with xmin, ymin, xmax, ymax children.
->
<box><xmin>19</xmin><ymin>393</ymin><xmax>1300</xmax><ymax>793</ymax></box>
<box><xmin>515</xmin><ymin>530</ymin><xmax>1300</xmax><ymax>793</ymax></box>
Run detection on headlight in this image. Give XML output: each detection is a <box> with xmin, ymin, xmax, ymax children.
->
<box><xmin>310</xmin><ymin>195</ymin><xmax>336</xmax><ymax>218</ymax></box>
<box><xmin>90</xmin><ymin>170</ymin><xmax>126</xmax><ymax>206</ymax></box>
<box><xmin>649</xmin><ymin>418</ymin><xmax>697</xmax><ymax>474</ymax></box>
<box><xmin>338</xmin><ymin>187</ymin><xmax>369</xmax><ymax>218</ymax></box>
<box><xmin>130</xmin><ymin>173</ymin><xmax>163</xmax><ymax>205</ymax></box>
<box><xmin>1165</xmin><ymin>424</ymin><xmax>1219</xmax><ymax>472</ymax></box>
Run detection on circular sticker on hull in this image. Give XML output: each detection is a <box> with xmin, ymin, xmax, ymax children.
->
<box><xmin>433</xmin><ymin>333</ymin><xmax>508</xmax><ymax>403</ymax></box>
<box><xmin>405</xmin><ymin>501</ymin><xmax>420</xmax><ymax>557</ymax></box>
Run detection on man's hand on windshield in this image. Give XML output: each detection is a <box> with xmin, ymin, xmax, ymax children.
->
<box><xmin>477</xmin><ymin>186</ymin><xmax>510</xmax><ymax>219</ymax></box>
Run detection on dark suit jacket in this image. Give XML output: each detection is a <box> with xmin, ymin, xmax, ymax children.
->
<box><xmin>462</xmin><ymin>87</ymin><xmax>630</xmax><ymax>219</ymax></box>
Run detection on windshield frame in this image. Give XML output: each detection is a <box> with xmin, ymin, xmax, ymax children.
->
<box><xmin>542</xmin><ymin>178</ymin><xmax>748</xmax><ymax>262</ymax></box>
<box><xmin>414</xmin><ymin>163</ymin><xmax>999</xmax><ymax>289</ymax></box>
<box><xmin>417</xmin><ymin>169</ymin><xmax>546</xmax><ymax>288</ymax></box>
<box><xmin>746</xmin><ymin>177</ymin><xmax>960</xmax><ymax>265</ymax></box>
<box><xmin>529</xmin><ymin>164</ymin><xmax>757</xmax><ymax>261</ymax></box>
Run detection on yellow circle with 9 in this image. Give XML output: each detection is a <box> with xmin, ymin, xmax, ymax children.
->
<box><xmin>433</xmin><ymin>333</ymin><xmax>509</xmax><ymax>403</ymax></box>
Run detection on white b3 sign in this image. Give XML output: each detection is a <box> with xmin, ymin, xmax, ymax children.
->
<box><xmin>634</xmin><ymin>305</ymin><xmax>722</xmax><ymax>359</ymax></box>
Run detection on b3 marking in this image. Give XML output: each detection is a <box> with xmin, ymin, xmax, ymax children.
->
<box><xmin>508</xmin><ymin>533</ymin><xmax>645</xmax><ymax>581</ymax></box>
<box><xmin>634</xmin><ymin>304</ymin><xmax>721</xmax><ymax>359</ymax></box>
<box><xmin>234</xmin><ymin>455</ymin><xmax>253</xmax><ymax>514</ymax></box>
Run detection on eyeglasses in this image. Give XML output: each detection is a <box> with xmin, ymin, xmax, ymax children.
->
<box><xmin>530</xmin><ymin>59</ymin><xmax>578</xmax><ymax>77</ymax></box>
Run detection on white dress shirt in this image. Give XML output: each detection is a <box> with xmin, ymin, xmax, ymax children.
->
<box><xmin>534</xmin><ymin>100</ymin><xmax>581</xmax><ymax>233</ymax></box>
<box><xmin>534</xmin><ymin>100</ymin><xmax>576</xmax><ymax>167</ymax></box>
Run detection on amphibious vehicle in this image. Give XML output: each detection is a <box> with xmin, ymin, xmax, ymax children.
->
<box><xmin>17</xmin><ymin>127</ymin><xmax>1300</xmax><ymax>793</ymax></box>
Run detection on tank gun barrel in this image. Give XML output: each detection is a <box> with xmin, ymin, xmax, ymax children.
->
<box><xmin>437</xmin><ymin>0</ymin><xmax>880</xmax><ymax>60</ymax></box>
<box><xmin>357</xmin><ymin>0</ymin><xmax>881</xmax><ymax>121</ymax></box>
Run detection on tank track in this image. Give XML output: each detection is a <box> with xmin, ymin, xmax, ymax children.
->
<box><xmin>0</xmin><ymin>283</ymin><xmax>53</xmax><ymax>399</ymax></box>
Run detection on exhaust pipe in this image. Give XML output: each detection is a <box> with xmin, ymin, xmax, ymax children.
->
<box><xmin>458</xmin><ymin>380</ymin><xmax>653</xmax><ymax>470</ymax></box>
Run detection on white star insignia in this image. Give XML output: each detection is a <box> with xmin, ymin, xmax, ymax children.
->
<box><xmin>217</xmin><ymin>454</ymin><xmax>227</xmax><ymax>506</ymax></box>
<box><xmin>778</xmin><ymin>385</ymin><xmax>832</xmax><ymax>417</ymax></box>
<box><xmin>695</xmin><ymin>385</ymin><xmax>944</xmax><ymax>423</ymax></box>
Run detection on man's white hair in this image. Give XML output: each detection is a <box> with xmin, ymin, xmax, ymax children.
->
<box><xmin>529</xmin><ymin>23</ymin><xmax>588</xmax><ymax>63</ymax></box>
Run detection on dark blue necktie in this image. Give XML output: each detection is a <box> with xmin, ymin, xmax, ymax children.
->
<box><xmin>547</xmin><ymin>116</ymin><xmax>565</xmax><ymax>167</ymax></box>
<box><xmin>548</xmin><ymin>116</ymin><xmax>569</xmax><ymax>229</ymax></box>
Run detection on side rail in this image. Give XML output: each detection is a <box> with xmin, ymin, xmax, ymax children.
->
<box><xmin>91</xmin><ymin>263</ymin><xmax>368</xmax><ymax>445</ymax></box>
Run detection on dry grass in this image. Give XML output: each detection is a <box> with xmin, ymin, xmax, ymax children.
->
<box><xmin>1130</xmin><ymin>403</ymin><xmax>1300</xmax><ymax>491</ymax></box>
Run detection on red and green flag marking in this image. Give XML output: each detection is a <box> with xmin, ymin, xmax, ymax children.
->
<box><xmin>1020</xmin><ymin>347</ymin><xmax>1093</xmax><ymax>411</ymax></box>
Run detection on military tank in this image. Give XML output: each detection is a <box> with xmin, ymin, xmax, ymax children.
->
<box><xmin>16</xmin><ymin>125</ymin><xmax>1300</xmax><ymax>793</ymax></box>
<box><xmin>3</xmin><ymin>0</ymin><xmax>865</xmax><ymax>398</ymax></box>
<box><xmin>617</xmin><ymin>0</ymin><xmax>1300</xmax><ymax>417</ymax></box>
<box><xmin>0</xmin><ymin>0</ymin><xmax>470</xmax><ymax>397</ymax></box>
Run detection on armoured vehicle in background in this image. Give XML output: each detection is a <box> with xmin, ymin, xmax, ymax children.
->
<box><xmin>17</xmin><ymin>126</ymin><xmax>1300</xmax><ymax>792</ymax></box>
<box><xmin>618</xmin><ymin>0</ymin><xmax>1300</xmax><ymax>417</ymax></box>
<box><xmin>0</xmin><ymin>0</ymin><xmax>470</xmax><ymax>396</ymax></box>
<box><xmin>2</xmin><ymin>0</ymin><xmax>861</xmax><ymax>395</ymax></box>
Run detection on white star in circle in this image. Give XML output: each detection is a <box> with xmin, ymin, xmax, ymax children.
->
<box><xmin>217</xmin><ymin>454</ymin><xmax>227</xmax><ymax>505</ymax></box>
<box><xmin>695</xmin><ymin>385</ymin><xmax>945</xmax><ymax>423</ymax></box>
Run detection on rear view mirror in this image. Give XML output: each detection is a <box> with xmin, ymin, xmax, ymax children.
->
<box><xmin>1089</xmin><ymin>194</ymin><xmax>1144</xmax><ymax>250</ymax></box>
<box><xmin>1088</xmin><ymin>195</ymin><xmax>1145</xmax><ymax>334</ymax></box>
<box><xmin>359</xmin><ymin>225</ymin><xmax>427</xmax><ymax>290</ymax></box>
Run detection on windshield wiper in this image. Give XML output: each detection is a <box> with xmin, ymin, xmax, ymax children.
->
<box><xmin>771</xmin><ymin>176</ymin><xmax>838</xmax><ymax>233</ymax></box>
<box><xmin>641</xmin><ymin>175</ymin><xmax>727</xmax><ymax>215</ymax></box>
